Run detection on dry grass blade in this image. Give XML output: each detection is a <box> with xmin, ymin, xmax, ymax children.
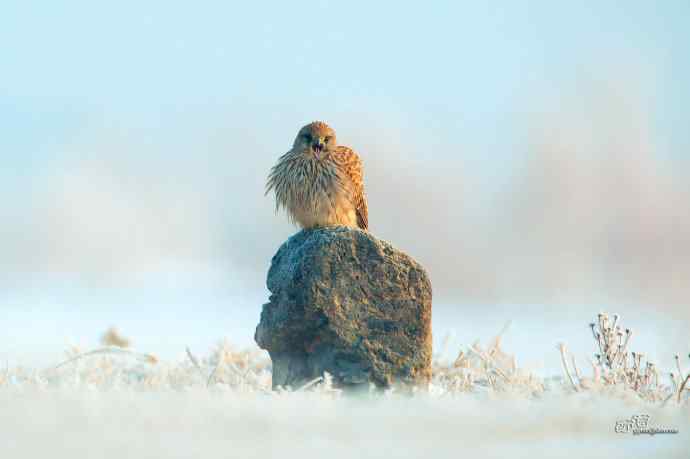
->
<box><xmin>487</xmin><ymin>321</ymin><xmax>511</xmax><ymax>352</ymax></box>
<box><xmin>469</xmin><ymin>343</ymin><xmax>510</xmax><ymax>382</ymax></box>
<box><xmin>186</xmin><ymin>347</ymin><xmax>207</xmax><ymax>379</ymax></box>
<box><xmin>557</xmin><ymin>343</ymin><xmax>578</xmax><ymax>392</ymax></box>
<box><xmin>297</xmin><ymin>376</ymin><xmax>324</xmax><ymax>392</ymax></box>
<box><xmin>570</xmin><ymin>354</ymin><xmax>582</xmax><ymax>381</ymax></box>
<box><xmin>678</xmin><ymin>374</ymin><xmax>690</xmax><ymax>404</ymax></box>
<box><xmin>206</xmin><ymin>360</ymin><xmax>222</xmax><ymax>387</ymax></box>
<box><xmin>54</xmin><ymin>347</ymin><xmax>157</xmax><ymax>370</ymax></box>
<box><xmin>206</xmin><ymin>351</ymin><xmax>245</xmax><ymax>387</ymax></box>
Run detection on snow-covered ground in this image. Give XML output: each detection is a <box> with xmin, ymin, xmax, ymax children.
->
<box><xmin>2</xmin><ymin>320</ymin><xmax>688</xmax><ymax>459</ymax></box>
<box><xmin>2</xmin><ymin>377</ymin><xmax>688</xmax><ymax>459</ymax></box>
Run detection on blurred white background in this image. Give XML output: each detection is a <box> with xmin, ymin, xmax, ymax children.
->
<box><xmin>2</xmin><ymin>1</ymin><xmax>689</xmax><ymax>373</ymax></box>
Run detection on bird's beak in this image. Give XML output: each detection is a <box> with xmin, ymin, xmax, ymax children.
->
<box><xmin>312</xmin><ymin>137</ymin><xmax>326</xmax><ymax>159</ymax></box>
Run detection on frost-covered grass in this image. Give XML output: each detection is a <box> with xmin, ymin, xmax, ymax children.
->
<box><xmin>1</xmin><ymin>314</ymin><xmax>688</xmax><ymax>458</ymax></box>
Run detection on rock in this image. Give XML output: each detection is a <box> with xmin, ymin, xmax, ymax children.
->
<box><xmin>255</xmin><ymin>226</ymin><xmax>432</xmax><ymax>390</ymax></box>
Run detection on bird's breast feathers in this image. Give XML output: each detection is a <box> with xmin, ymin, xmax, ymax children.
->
<box><xmin>267</xmin><ymin>145</ymin><xmax>367</xmax><ymax>229</ymax></box>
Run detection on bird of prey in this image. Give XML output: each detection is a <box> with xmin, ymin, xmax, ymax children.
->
<box><xmin>266</xmin><ymin>121</ymin><xmax>368</xmax><ymax>230</ymax></box>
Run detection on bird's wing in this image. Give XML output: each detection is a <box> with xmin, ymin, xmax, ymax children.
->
<box><xmin>333</xmin><ymin>145</ymin><xmax>369</xmax><ymax>230</ymax></box>
<box><xmin>355</xmin><ymin>191</ymin><xmax>369</xmax><ymax>230</ymax></box>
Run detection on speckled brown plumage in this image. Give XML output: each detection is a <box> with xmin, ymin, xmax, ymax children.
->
<box><xmin>266</xmin><ymin>121</ymin><xmax>369</xmax><ymax>230</ymax></box>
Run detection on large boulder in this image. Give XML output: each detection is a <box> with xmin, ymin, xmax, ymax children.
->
<box><xmin>255</xmin><ymin>227</ymin><xmax>432</xmax><ymax>390</ymax></box>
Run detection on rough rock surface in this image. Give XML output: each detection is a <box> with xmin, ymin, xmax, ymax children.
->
<box><xmin>255</xmin><ymin>227</ymin><xmax>432</xmax><ymax>390</ymax></box>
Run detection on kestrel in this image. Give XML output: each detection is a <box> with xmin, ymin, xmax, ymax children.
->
<box><xmin>266</xmin><ymin>121</ymin><xmax>368</xmax><ymax>230</ymax></box>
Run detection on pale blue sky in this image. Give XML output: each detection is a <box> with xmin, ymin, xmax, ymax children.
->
<box><xmin>2</xmin><ymin>1</ymin><xmax>689</xmax><ymax>163</ymax></box>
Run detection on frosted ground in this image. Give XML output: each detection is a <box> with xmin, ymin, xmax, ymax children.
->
<box><xmin>2</xmin><ymin>314</ymin><xmax>688</xmax><ymax>459</ymax></box>
<box><xmin>2</xmin><ymin>388</ymin><xmax>687</xmax><ymax>459</ymax></box>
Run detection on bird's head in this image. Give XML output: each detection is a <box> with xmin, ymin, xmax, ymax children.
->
<box><xmin>294</xmin><ymin>121</ymin><xmax>337</xmax><ymax>160</ymax></box>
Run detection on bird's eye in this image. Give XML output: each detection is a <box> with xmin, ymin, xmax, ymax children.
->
<box><xmin>324</xmin><ymin>136</ymin><xmax>332</xmax><ymax>143</ymax></box>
